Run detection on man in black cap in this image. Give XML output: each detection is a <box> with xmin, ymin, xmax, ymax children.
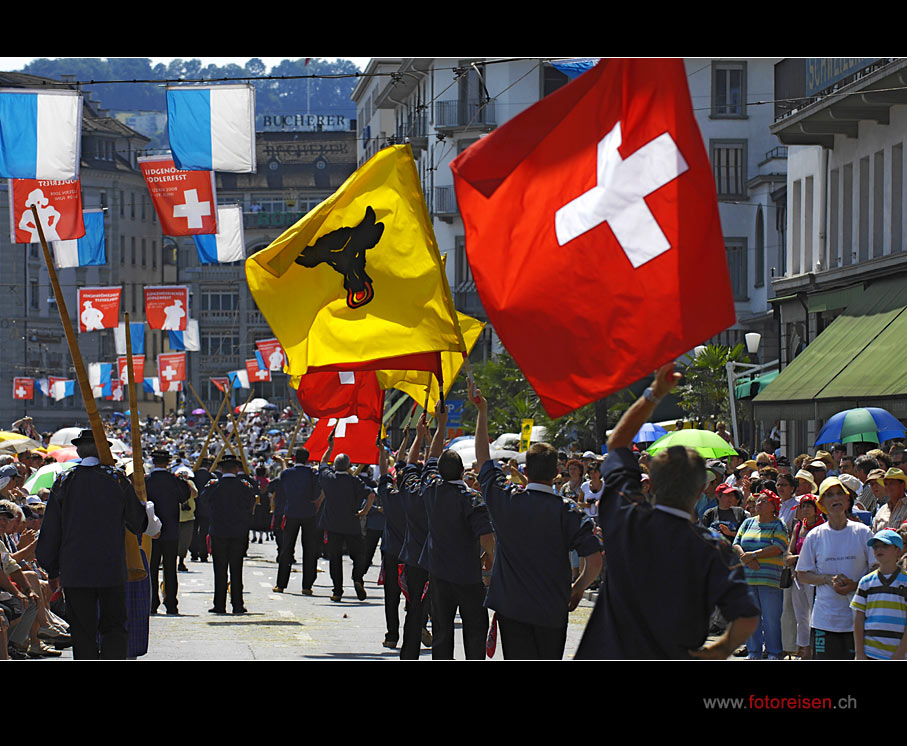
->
<box><xmin>146</xmin><ymin>449</ymin><xmax>190</xmax><ymax>615</ymax></box>
<box><xmin>199</xmin><ymin>455</ymin><xmax>255</xmax><ymax>614</ymax></box>
<box><xmin>35</xmin><ymin>429</ymin><xmax>147</xmax><ymax>659</ymax></box>
<box><xmin>272</xmin><ymin>447</ymin><xmax>323</xmax><ymax>596</ymax></box>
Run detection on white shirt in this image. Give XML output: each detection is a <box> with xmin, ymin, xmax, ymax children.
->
<box><xmin>580</xmin><ymin>482</ymin><xmax>604</xmax><ymax>519</ymax></box>
<box><xmin>796</xmin><ymin>520</ymin><xmax>875</xmax><ymax>633</ymax></box>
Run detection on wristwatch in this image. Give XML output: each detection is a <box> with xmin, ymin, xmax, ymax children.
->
<box><xmin>643</xmin><ymin>387</ymin><xmax>662</xmax><ymax>404</ymax></box>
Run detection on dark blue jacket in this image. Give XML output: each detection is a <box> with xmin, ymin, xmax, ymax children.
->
<box><xmin>202</xmin><ymin>475</ymin><xmax>255</xmax><ymax>538</ymax></box>
<box><xmin>36</xmin><ymin>463</ymin><xmax>147</xmax><ymax>587</ymax></box>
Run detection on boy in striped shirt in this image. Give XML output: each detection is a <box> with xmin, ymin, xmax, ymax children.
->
<box><xmin>852</xmin><ymin>529</ymin><xmax>907</xmax><ymax>660</ymax></box>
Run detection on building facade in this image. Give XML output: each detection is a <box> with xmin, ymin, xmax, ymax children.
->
<box><xmin>0</xmin><ymin>72</ymin><xmax>174</xmax><ymax>432</ymax></box>
<box><xmin>753</xmin><ymin>57</ymin><xmax>907</xmax><ymax>453</ymax></box>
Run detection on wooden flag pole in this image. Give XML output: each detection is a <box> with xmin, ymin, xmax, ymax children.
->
<box><xmin>123</xmin><ymin>316</ymin><xmax>151</xmax><ymax>583</ymax></box>
<box><xmin>186</xmin><ymin>380</ymin><xmax>240</xmax><ymax>460</ymax></box>
<box><xmin>211</xmin><ymin>388</ymin><xmax>255</xmax><ymax>472</ymax></box>
<box><xmin>124</xmin><ymin>314</ymin><xmax>147</xmax><ymax>503</ymax></box>
<box><xmin>285</xmin><ymin>412</ymin><xmax>306</xmax><ymax>454</ymax></box>
<box><xmin>223</xmin><ymin>387</ymin><xmax>254</xmax><ymax>473</ymax></box>
<box><xmin>31</xmin><ymin>205</ymin><xmax>113</xmax><ymax>465</ymax></box>
<box><xmin>194</xmin><ymin>387</ymin><xmax>230</xmax><ymax>471</ymax></box>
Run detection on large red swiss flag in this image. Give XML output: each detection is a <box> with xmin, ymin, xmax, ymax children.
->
<box><xmin>450</xmin><ymin>59</ymin><xmax>735</xmax><ymax>417</ymax></box>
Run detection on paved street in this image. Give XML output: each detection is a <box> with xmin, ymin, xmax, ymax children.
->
<box><xmin>37</xmin><ymin>536</ymin><xmax>595</xmax><ymax>661</ymax></box>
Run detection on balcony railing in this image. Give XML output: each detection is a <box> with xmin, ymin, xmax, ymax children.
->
<box><xmin>435</xmin><ymin>99</ymin><xmax>496</xmax><ymax>129</ymax></box>
<box><xmin>434</xmin><ymin>185</ymin><xmax>457</xmax><ymax>215</ymax></box>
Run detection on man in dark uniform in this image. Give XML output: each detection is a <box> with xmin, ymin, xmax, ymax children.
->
<box><xmin>146</xmin><ymin>449</ymin><xmax>190</xmax><ymax>615</ymax></box>
<box><xmin>272</xmin><ymin>447</ymin><xmax>323</xmax><ymax>595</ymax></box>
<box><xmin>574</xmin><ymin>364</ymin><xmax>760</xmax><ymax>660</ymax></box>
<box><xmin>318</xmin><ymin>433</ymin><xmax>374</xmax><ymax>602</ymax></box>
<box><xmin>421</xmin><ymin>401</ymin><xmax>496</xmax><ymax>660</ymax></box>
<box><xmin>35</xmin><ymin>429</ymin><xmax>147</xmax><ymax>659</ymax></box>
<box><xmin>200</xmin><ymin>455</ymin><xmax>255</xmax><ymax>614</ymax></box>
<box><xmin>397</xmin><ymin>416</ymin><xmax>433</xmax><ymax>660</ymax></box>
<box><xmin>376</xmin><ymin>434</ymin><xmax>410</xmax><ymax>649</ymax></box>
<box><xmin>472</xmin><ymin>382</ymin><xmax>602</xmax><ymax>660</ymax></box>
<box><xmin>190</xmin><ymin>457</ymin><xmax>213</xmax><ymax>563</ymax></box>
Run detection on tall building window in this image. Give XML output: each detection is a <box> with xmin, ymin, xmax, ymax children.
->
<box><xmin>726</xmin><ymin>237</ymin><xmax>748</xmax><ymax>300</ymax></box>
<box><xmin>711</xmin><ymin>61</ymin><xmax>747</xmax><ymax>118</ymax></box>
<box><xmin>131</xmin><ymin>237</ymin><xmax>136</xmax><ymax>265</ymax></box>
<box><xmin>711</xmin><ymin>140</ymin><xmax>747</xmax><ymax>199</ymax></box>
<box><xmin>754</xmin><ymin>206</ymin><xmax>764</xmax><ymax>288</ymax></box>
<box><xmin>141</xmin><ymin>239</ymin><xmax>147</xmax><ymax>267</ymax></box>
<box><xmin>455</xmin><ymin>235</ymin><xmax>472</xmax><ymax>285</ymax></box>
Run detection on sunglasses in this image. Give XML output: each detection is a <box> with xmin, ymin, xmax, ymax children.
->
<box><xmin>757</xmin><ymin>461</ymin><xmax>771</xmax><ymax>468</ymax></box>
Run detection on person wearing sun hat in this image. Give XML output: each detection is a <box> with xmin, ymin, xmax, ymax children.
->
<box><xmin>795</xmin><ymin>476</ymin><xmax>875</xmax><ymax>659</ymax></box>
<box><xmin>794</xmin><ymin>469</ymin><xmax>818</xmax><ymax>497</ymax></box>
<box><xmin>872</xmin><ymin>468</ymin><xmax>907</xmax><ymax>533</ymax></box>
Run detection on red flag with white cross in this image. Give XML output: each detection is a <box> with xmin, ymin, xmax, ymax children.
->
<box><xmin>139</xmin><ymin>154</ymin><xmax>218</xmax><ymax>236</ymax></box>
<box><xmin>245</xmin><ymin>358</ymin><xmax>271</xmax><ymax>383</ymax></box>
<box><xmin>450</xmin><ymin>58</ymin><xmax>735</xmax><ymax>417</ymax></box>
<box><xmin>13</xmin><ymin>377</ymin><xmax>33</xmax><ymax>400</ymax></box>
<box><xmin>158</xmin><ymin>352</ymin><xmax>187</xmax><ymax>389</ymax></box>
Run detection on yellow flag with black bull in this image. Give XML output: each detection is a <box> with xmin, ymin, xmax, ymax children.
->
<box><xmin>245</xmin><ymin>144</ymin><xmax>465</xmax><ymax>377</ymax></box>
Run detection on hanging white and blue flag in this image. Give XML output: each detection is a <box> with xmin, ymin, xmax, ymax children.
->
<box><xmin>551</xmin><ymin>58</ymin><xmax>600</xmax><ymax>79</ymax></box>
<box><xmin>52</xmin><ymin>209</ymin><xmax>105</xmax><ymax>268</ymax></box>
<box><xmin>36</xmin><ymin>378</ymin><xmax>49</xmax><ymax>397</ymax></box>
<box><xmin>166</xmin><ymin>84</ymin><xmax>256</xmax><ymax>173</ymax></box>
<box><xmin>168</xmin><ymin>319</ymin><xmax>200</xmax><ymax>352</ymax></box>
<box><xmin>228</xmin><ymin>369</ymin><xmax>250</xmax><ymax>389</ymax></box>
<box><xmin>143</xmin><ymin>377</ymin><xmax>162</xmax><ymax>396</ymax></box>
<box><xmin>114</xmin><ymin>322</ymin><xmax>145</xmax><ymax>356</ymax></box>
<box><xmin>89</xmin><ymin>362</ymin><xmax>113</xmax><ymax>399</ymax></box>
<box><xmin>51</xmin><ymin>379</ymin><xmax>75</xmax><ymax>401</ymax></box>
<box><xmin>0</xmin><ymin>89</ymin><xmax>82</xmax><ymax>180</ymax></box>
<box><xmin>193</xmin><ymin>204</ymin><xmax>245</xmax><ymax>264</ymax></box>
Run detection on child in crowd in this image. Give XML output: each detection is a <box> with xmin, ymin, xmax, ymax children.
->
<box><xmin>851</xmin><ymin>528</ymin><xmax>907</xmax><ymax>660</ymax></box>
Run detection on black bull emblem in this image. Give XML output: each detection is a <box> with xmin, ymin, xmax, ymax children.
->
<box><xmin>294</xmin><ymin>206</ymin><xmax>384</xmax><ymax>309</ymax></box>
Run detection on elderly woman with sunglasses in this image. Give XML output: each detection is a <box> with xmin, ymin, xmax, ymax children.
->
<box><xmin>733</xmin><ymin>490</ymin><xmax>790</xmax><ymax>659</ymax></box>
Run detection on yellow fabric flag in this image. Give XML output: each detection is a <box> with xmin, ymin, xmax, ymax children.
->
<box><xmin>376</xmin><ymin>312</ymin><xmax>485</xmax><ymax>413</ymax></box>
<box><xmin>245</xmin><ymin>145</ymin><xmax>464</xmax><ymax>377</ymax></box>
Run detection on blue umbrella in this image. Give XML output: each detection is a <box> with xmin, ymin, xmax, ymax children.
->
<box><xmin>815</xmin><ymin>407</ymin><xmax>907</xmax><ymax>446</ymax></box>
<box><xmin>633</xmin><ymin>422</ymin><xmax>668</xmax><ymax>444</ymax></box>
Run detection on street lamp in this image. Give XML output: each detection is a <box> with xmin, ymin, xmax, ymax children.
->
<box><xmin>726</xmin><ymin>333</ymin><xmax>778</xmax><ymax>447</ymax></box>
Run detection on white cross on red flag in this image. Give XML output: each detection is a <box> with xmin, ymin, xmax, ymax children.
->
<box><xmin>158</xmin><ymin>352</ymin><xmax>187</xmax><ymax>384</ymax></box>
<box><xmin>450</xmin><ymin>58</ymin><xmax>735</xmax><ymax>418</ymax></box>
<box><xmin>13</xmin><ymin>377</ymin><xmax>33</xmax><ymax>400</ymax></box>
<box><xmin>139</xmin><ymin>155</ymin><xmax>218</xmax><ymax>236</ymax></box>
<box><xmin>245</xmin><ymin>358</ymin><xmax>271</xmax><ymax>383</ymax></box>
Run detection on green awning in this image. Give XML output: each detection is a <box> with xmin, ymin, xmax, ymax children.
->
<box><xmin>753</xmin><ymin>275</ymin><xmax>907</xmax><ymax>420</ymax></box>
<box><xmin>735</xmin><ymin>370</ymin><xmax>780</xmax><ymax>400</ymax></box>
<box><xmin>807</xmin><ymin>284</ymin><xmax>864</xmax><ymax>313</ymax></box>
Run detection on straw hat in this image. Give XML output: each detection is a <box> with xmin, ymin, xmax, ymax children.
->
<box><xmin>794</xmin><ymin>469</ymin><xmax>818</xmax><ymax>493</ymax></box>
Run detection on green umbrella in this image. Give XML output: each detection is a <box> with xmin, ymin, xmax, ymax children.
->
<box><xmin>24</xmin><ymin>461</ymin><xmax>77</xmax><ymax>494</ymax></box>
<box><xmin>646</xmin><ymin>429</ymin><xmax>738</xmax><ymax>459</ymax></box>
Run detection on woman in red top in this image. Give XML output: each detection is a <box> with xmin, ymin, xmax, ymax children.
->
<box><xmin>784</xmin><ymin>495</ymin><xmax>824</xmax><ymax>659</ymax></box>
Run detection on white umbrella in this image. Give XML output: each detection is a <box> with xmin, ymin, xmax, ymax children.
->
<box><xmin>49</xmin><ymin>427</ymin><xmax>84</xmax><ymax>446</ymax></box>
<box><xmin>243</xmin><ymin>398</ymin><xmax>271</xmax><ymax>414</ymax></box>
<box><xmin>108</xmin><ymin>438</ymin><xmax>131</xmax><ymax>454</ymax></box>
